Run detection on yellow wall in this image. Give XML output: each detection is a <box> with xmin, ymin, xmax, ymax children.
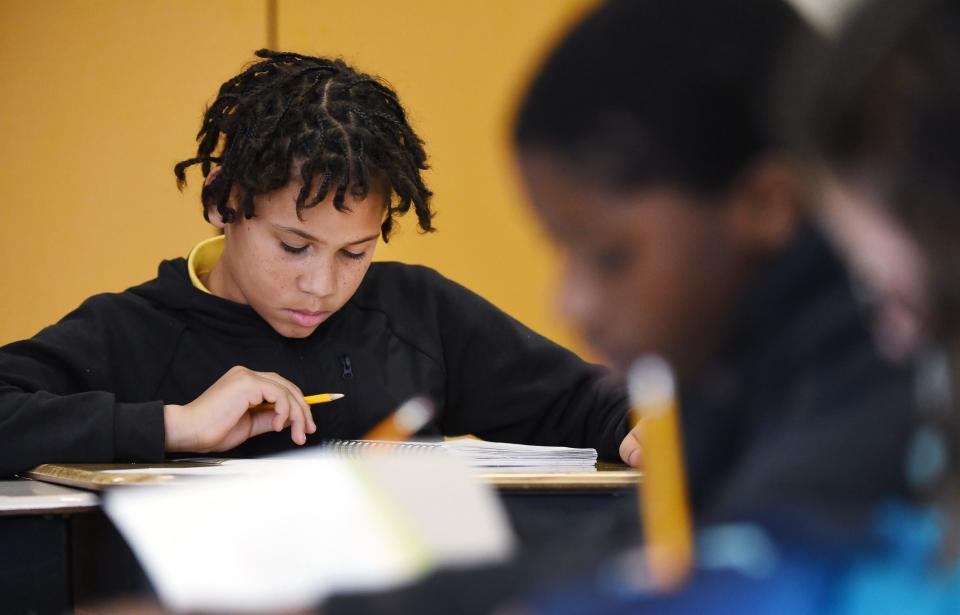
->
<box><xmin>1</xmin><ymin>0</ymin><xmax>595</xmax><ymax>357</ymax></box>
<box><xmin>0</xmin><ymin>0</ymin><xmax>266</xmax><ymax>342</ymax></box>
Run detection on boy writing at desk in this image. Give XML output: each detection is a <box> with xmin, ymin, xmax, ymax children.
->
<box><xmin>0</xmin><ymin>50</ymin><xmax>637</xmax><ymax>477</ymax></box>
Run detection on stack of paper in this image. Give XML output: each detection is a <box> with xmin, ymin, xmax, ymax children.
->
<box><xmin>104</xmin><ymin>450</ymin><xmax>514</xmax><ymax>613</ymax></box>
<box><xmin>444</xmin><ymin>438</ymin><xmax>598</xmax><ymax>469</ymax></box>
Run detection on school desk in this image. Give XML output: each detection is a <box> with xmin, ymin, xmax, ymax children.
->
<box><xmin>23</xmin><ymin>460</ymin><xmax>640</xmax><ymax>490</ymax></box>
<box><xmin>7</xmin><ymin>462</ymin><xmax>640</xmax><ymax>611</ymax></box>
<box><xmin>0</xmin><ymin>480</ymin><xmax>99</xmax><ymax>613</ymax></box>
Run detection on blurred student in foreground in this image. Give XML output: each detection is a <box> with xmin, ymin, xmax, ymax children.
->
<box><xmin>523</xmin><ymin>0</ymin><xmax>960</xmax><ymax>612</ymax></box>
<box><xmin>513</xmin><ymin>0</ymin><xmax>912</xmax><ymax>534</ymax></box>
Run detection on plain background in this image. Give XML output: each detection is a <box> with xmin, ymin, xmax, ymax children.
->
<box><xmin>0</xmin><ymin>0</ymin><xmax>595</xmax><ymax>356</ymax></box>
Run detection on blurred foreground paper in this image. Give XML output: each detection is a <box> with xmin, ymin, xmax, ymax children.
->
<box><xmin>103</xmin><ymin>451</ymin><xmax>514</xmax><ymax>613</ymax></box>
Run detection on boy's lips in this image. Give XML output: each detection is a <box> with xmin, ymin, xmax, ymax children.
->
<box><xmin>285</xmin><ymin>309</ymin><xmax>330</xmax><ymax>328</ymax></box>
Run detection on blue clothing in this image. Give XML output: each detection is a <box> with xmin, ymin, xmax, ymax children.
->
<box><xmin>830</xmin><ymin>505</ymin><xmax>960</xmax><ymax>615</ymax></box>
<box><xmin>531</xmin><ymin>503</ymin><xmax>960</xmax><ymax>615</ymax></box>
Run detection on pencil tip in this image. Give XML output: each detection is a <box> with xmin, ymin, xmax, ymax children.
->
<box><xmin>330</xmin><ymin>393</ymin><xmax>345</xmax><ymax>400</ymax></box>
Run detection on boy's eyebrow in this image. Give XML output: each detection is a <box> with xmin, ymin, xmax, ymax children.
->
<box><xmin>275</xmin><ymin>226</ymin><xmax>319</xmax><ymax>242</ymax></box>
<box><xmin>274</xmin><ymin>225</ymin><xmax>379</xmax><ymax>246</ymax></box>
<box><xmin>345</xmin><ymin>233</ymin><xmax>381</xmax><ymax>246</ymax></box>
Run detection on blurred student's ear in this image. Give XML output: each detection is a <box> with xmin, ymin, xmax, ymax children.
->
<box><xmin>727</xmin><ymin>158</ymin><xmax>803</xmax><ymax>254</ymax></box>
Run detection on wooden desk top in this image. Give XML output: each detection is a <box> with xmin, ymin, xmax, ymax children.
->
<box><xmin>0</xmin><ymin>479</ymin><xmax>100</xmax><ymax>516</ymax></box>
<box><xmin>485</xmin><ymin>462</ymin><xmax>640</xmax><ymax>490</ymax></box>
<box><xmin>24</xmin><ymin>461</ymin><xmax>641</xmax><ymax>492</ymax></box>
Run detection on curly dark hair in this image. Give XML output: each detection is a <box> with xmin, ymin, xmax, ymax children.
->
<box><xmin>174</xmin><ymin>49</ymin><xmax>434</xmax><ymax>240</ymax></box>
<box><xmin>513</xmin><ymin>0</ymin><xmax>817</xmax><ymax>198</ymax></box>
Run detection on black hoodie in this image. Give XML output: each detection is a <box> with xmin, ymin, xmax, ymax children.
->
<box><xmin>0</xmin><ymin>260</ymin><xmax>630</xmax><ymax>477</ymax></box>
<box><xmin>680</xmin><ymin>224</ymin><xmax>914</xmax><ymax>527</ymax></box>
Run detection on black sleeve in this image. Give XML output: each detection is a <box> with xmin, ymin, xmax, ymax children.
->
<box><xmin>427</xmin><ymin>271</ymin><xmax>630</xmax><ymax>460</ymax></box>
<box><xmin>0</xmin><ymin>296</ymin><xmax>167</xmax><ymax>478</ymax></box>
<box><xmin>704</xmin><ymin>343</ymin><xmax>913</xmax><ymax>528</ymax></box>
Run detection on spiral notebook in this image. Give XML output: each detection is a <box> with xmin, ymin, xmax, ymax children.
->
<box><xmin>325</xmin><ymin>437</ymin><xmax>598</xmax><ymax>470</ymax></box>
<box><xmin>104</xmin><ymin>439</ymin><xmax>599</xmax><ymax>477</ymax></box>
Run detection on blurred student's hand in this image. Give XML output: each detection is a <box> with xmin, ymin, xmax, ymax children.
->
<box><xmin>163</xmin><ymin>365</ymin><xmax>317</xmax><ymax>453</ymax></box>
<box><xmin>619</xmin><ymin>420</ymin><xmax>644</xmax><ymax>467</ymax></box>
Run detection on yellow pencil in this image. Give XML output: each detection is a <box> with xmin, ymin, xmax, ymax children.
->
<box><xmin>629</xmin><ymin>356</ymin><xmax>693</xmax><ymax>591</ymax></box>
<box><xmin>252</xmin><ymin>392</ymin><xmax>343</xmax><ymax>410</ymax></box>
<box><xmin>303</xmin><ymin>393</ymin><xmax>344</xmax><ymax>405</ymax></box>
<box><xmin>363</xmin><ymin>396</ymin><xmax>435</xmax><ymax>441</ymax></box>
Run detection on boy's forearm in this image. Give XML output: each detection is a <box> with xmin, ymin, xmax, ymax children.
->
<box><xmin>0</xmin><ymin>389</ymin><xmax>165</xmax><ymax>477</ymax></box>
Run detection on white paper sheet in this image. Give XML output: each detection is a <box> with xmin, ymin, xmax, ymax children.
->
<box><xmin>104</xmin><ymin>451</ymin><xmax>514</xmax><ymax>613</ymax></box>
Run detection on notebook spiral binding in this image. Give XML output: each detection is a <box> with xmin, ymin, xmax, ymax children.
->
<box><xmin>322</xmin><ymin>439</ymin><xmax>445</xmax><ymax>456</ymax></box>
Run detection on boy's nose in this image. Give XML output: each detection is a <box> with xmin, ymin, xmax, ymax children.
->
<box><xmin>297</xmin><ymin>260</ymin><xmax>337</xmax><ymax>298</ymax></box>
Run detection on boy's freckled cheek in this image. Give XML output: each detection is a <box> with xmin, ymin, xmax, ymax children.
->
<box><xmin>259</xmin><ymin>260</ymin><xmax>286</xmax><ymax>290</ymax></box>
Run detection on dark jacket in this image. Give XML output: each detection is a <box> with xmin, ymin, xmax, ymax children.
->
<box><xmin>0</xmin><ymin>260</ymin><xmax>629</xmax><ymax>477</ymax></box>
<box><xmin>681</xmin><ymin>223</ymin><xmax>913</xmax><ymax>526</ymax></box>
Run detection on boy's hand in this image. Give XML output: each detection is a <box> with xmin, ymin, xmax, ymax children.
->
<box><xmin>163</xmin><ymin>366</ymin><xmax>317</xmax><ymax>453</ymax></box>
<box><xmin>619</xmin><ymin>420</ymin><xmax>644</xmax><ymax>467</ymax></box>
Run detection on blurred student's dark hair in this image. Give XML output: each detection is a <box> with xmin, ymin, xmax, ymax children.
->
<box><xmin>513</xmin><ymin>0</ymin><xmax>820</xmax><ymax>198</ymax></box>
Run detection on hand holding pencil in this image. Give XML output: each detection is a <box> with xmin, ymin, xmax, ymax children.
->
<box><xmin>162</xmin><ymin>366</ymin><xmax>342</xmax><ymax>454</ymax></box>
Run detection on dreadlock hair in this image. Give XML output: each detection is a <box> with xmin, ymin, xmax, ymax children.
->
<box><xmin>174</xmin><ymin>49</ymin><xmax>434</xmax><ymax>240</ymax></box>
